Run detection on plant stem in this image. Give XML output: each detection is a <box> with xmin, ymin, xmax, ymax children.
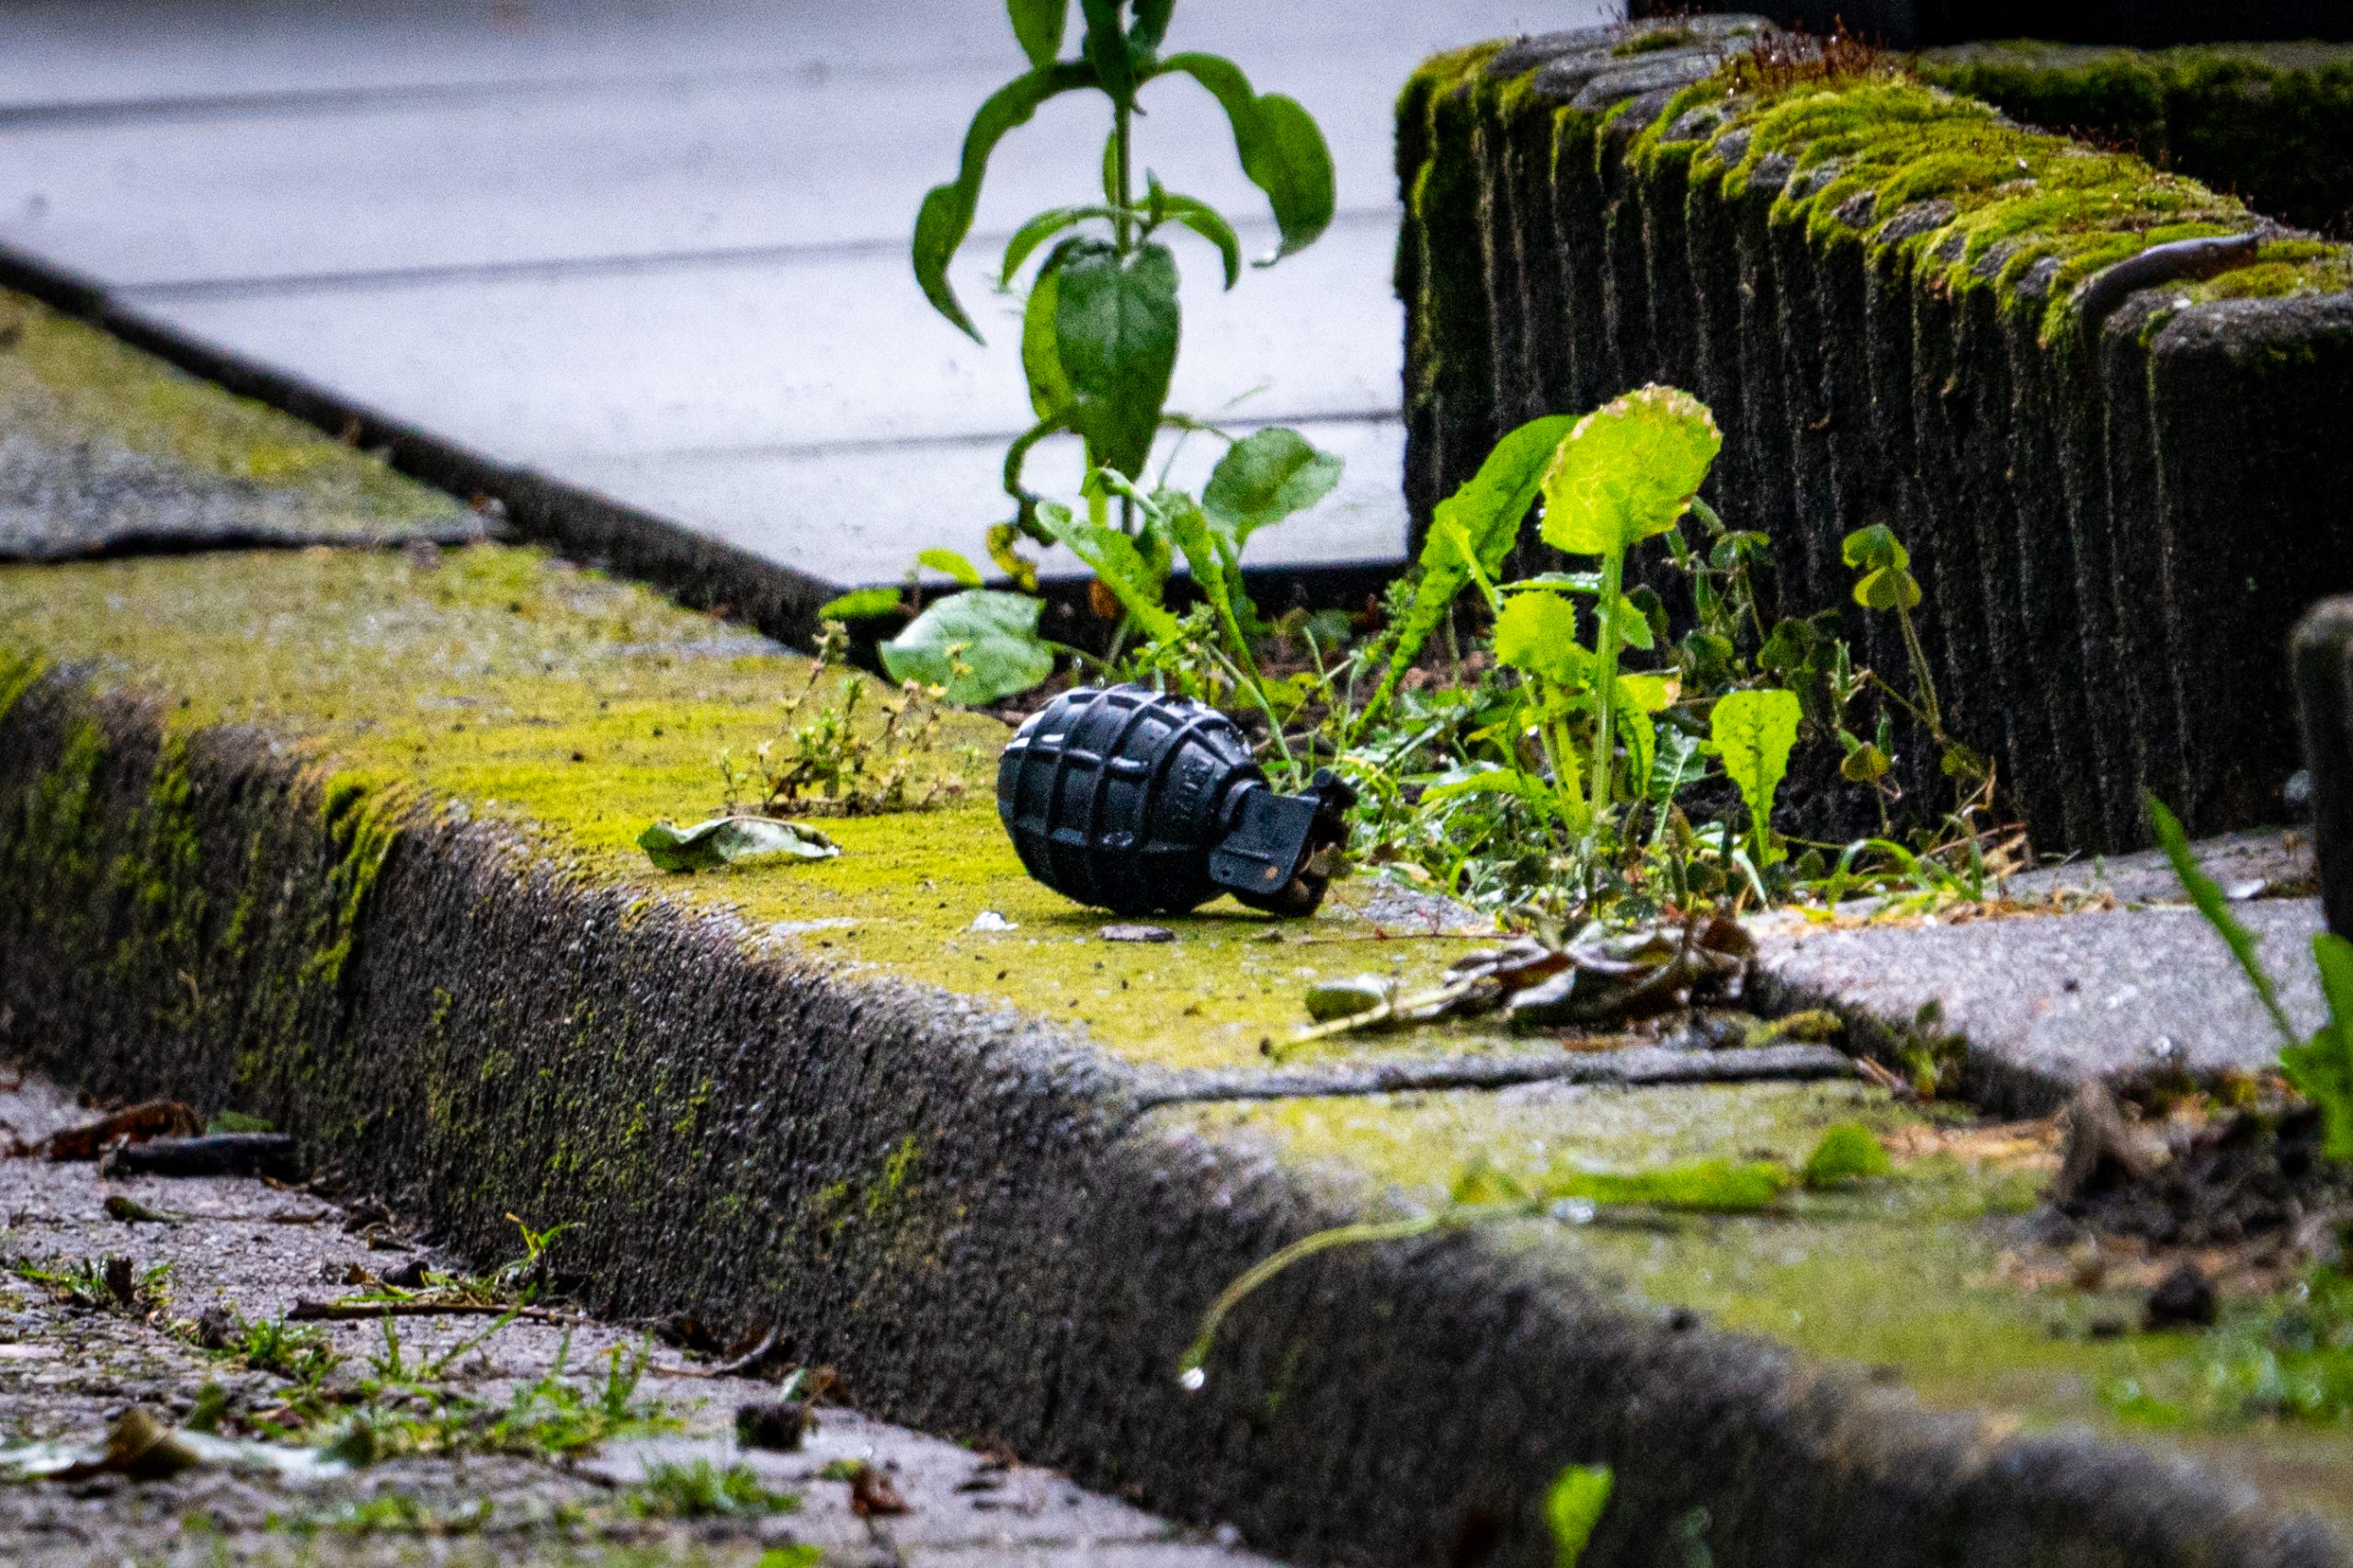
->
<box><xmin>1588</xmin><ymin>548</ymin><xmax>1625</xmax><ymax>822</ymax></box>
<box><xmin>1896</xmin><ymin>602</ymin><xmax>1940</xmax><ymax>734</ymax></box>
<box><xmin>1113</xmin><ymin>97</ymin><xmax>1136</xmax><ymax>256</ymax></box>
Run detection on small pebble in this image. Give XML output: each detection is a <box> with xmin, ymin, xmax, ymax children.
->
<box><xmin>1098</xmin><ymin>924</ymin><xmax>1175</xmax><ymax>943</ymax></box>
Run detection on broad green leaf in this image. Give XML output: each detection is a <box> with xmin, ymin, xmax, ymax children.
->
<box><xmin>817</xmin><ymin>586</ymin><xmax>904</xmax><ymax>620</ymax></box>
<box><xmin>1538</xmin><ymin>385</ymin><xmax>1722</xmax><ymax>559</ymax></box>
<box><xmin>1647</xmin><ymin>724</ymin><xmax>1705</xmax><ymax>805</ymax></box>
<box><xmin>639</xmin><ymin>816</ymin><xmax>839</xmax><ymax>874</ymax></box>
<box><xmin>1034</xmin><ymin>500</ymin><xmax>1183</xmax><ymax>643</ymax></box>
<box><xmin>1203</xmin><ymin>427</ymin><xmax>1342</xmax><ymax>542</ymax></box>
<box><xmin>1006</xmin><ymin>0</ymin><xmax>1068</xmax><ymax>66</ymax></box>
<box><xmin>1616</xmin><ymin>672</ymin><xmax>1673</xmax><ymax>713</ymax></box>
<box><xmin>1054</xmin><ymin>239</ymin><xmax>1181</xmax><ymax>476</ymax></box>
<box><xmin>2147</xmin><ymin>792</ymin><xmax>2301</xmax><ymax>1050</ymax></box>
<box><xmin>1544</xmin><ymin>1465</ymin><xmax>1613</xmax><ymax>1568</ymax></box>
<box><xmin>912</xmin><ymin>62</ymin><xmax>1095</xmax><ymax>341</ymax></box>
<box><xmin>2284</xmin><ymin>934</ymin><xmax>2353</xmax><ymax>1160</ymax></box>
<box><xmin>1491</xmin><ymin>591</ymin><xmax>1590</xmax><ymax>690</ymax></box>
<box><xmin>880</xmin><ymin>589</ymin><xmax>1056</xmax><ymax>705</ymax></box>
<box><xmin>1148</xmin><ymin>187</ymin><xmax>1243</xmax><ymax>288</ymax></box>
<box><xmin>1078</xmin><ymin>0</ymin><xmax>1135</xmax><ymax>99</ymax></box>
<box><xmin>1021</xmin><ymin>256</ymin><xmax>1077</xmax><ymax>419</ymax></box>
<box><xmin>1001</xmin><ymin>205</ymin><xmax>1120</xmax><ymax>281</ymax></box>
<box><xmin>1711</xmin><ymin>687</ymin><xmax>1800</xmax><ymax>864</ymax></box>
<box><xmin>917</xmin><ymin>548</ymin><xmax>985</xmax><ymax>587</ymax></box>
<box><xmin>1154</xmin><ymin>53</ymin><xmax>1336</xmax><ymax>258</ymax></box>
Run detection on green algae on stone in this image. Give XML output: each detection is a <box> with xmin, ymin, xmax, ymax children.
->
<box><xmin>0</xmin><ymin>289</ymin><xmax>468</xmax><ymax>559</ymax></box>
<box><xmin>1920</xmin><ymin>40</ymin><xmax>2353</xmax><ymax>236</ymax></box>
<box><xmin>0</xmin><ymin>547</ymin><xmax>1495</xmax><ymax>1073</ymax></box>
<box><xmin>1164</xmin><ymin>1080</ymin><xmax>2353</xmax><ymax>1531</ymax></box>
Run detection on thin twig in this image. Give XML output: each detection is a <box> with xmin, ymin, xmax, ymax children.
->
<box><xmin>288</xmin><ymin>1298</ymin><xmax>584</xmax><ymax>1324</ymax></box>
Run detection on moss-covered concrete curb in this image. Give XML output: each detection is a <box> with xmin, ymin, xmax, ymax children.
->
<box><xmin>0</xmin><ymin>549</ymin><xmax>2343</xmax><ymax>1566</ymax></box>
<box><xmin>1400</xmin><ymin>20</ymin><xmax>2353</xmax><ymax>857</ymax></box>
<box><xmin>1918</xmin><ymin>40</ymin><xmax>2353</xmax><ymax>236</ymax></box>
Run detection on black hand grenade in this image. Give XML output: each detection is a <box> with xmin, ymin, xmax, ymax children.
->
<box><xmin>996</xmin><ymin>685</ymin><xmax>1356</xmax><ymax>916</ymax></box>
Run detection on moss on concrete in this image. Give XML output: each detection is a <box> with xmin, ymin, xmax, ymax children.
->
<box><xmin>0</xmin><ymin>288</ymin><xmax>465</xmax><ymax>552</ymax></box>
<box><xmin>1920</xmin><ymin>40</ymin><xmax>2353</xmax><ymax>235</ymax></box>
<box><xmin>1170</xmin><ymin>1081</ymin><xmax>2353</xmax><ymax>1532</ymax></box>
<box><xmin>0</xmin><ymin>546</ymin><xmax>1498</xmax><ymax>1072</ymax></box>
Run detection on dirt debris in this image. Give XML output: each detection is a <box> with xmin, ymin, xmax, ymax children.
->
<box><xmin>0</xmin><ymin>1065</ymin><xmax>1271</xmax><ymax>1567</ymax></box>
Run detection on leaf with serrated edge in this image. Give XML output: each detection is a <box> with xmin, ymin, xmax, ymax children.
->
<box><xmin>1539</xmin><ymin>385</ymin><xmax>1722</xmax><ymax>559</ymax></box>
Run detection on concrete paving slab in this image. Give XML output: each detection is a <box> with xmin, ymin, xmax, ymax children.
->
<box><xmin>0</xmin><ymin>289</ymin><xmax>477</xmax><ymax>559</ymax></box>
<box><xmin>563</xmin><ymin>415</ymin><xmax>1407</xmax><ymax>585</ymax></box>
<box><xmin>0</xmin><ymin>0</ymin><xmax>1601</xmax><ymax>597</ymax></box>
<box><xmin>128</xmin><ymin>220</ymin><xmax>1403</xmax><ymax>461</ymax></box>
<box><xmin>1756</xmin><ymin>896</ymin><xmax>2331</xmax><ymax>1115</ymax></box>
<box><xmin>2004</xmin><ymin>826</ymin><xmax>2318</xmax><ymax>905</ymax></box>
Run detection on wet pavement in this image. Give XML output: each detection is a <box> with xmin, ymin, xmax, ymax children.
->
<box><xmin>0</xmin><ymin>1068</ymin><xmax>1280</xmax><ymax>1566</ymax></box>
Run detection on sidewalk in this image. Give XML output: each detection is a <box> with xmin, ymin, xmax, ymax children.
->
<box><xmin>0</xmin><ymin>0</ymin><xmax>1582</xmax><ymax>591</ymax></box>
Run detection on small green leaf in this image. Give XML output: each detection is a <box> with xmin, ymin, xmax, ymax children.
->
<box><xmin>1154</xmin><ymin>53</ymin><xmax>1335</xmax><ymax>258</ymax></box>
<box><xmin>1002</xmin><ymin>205</ymin><xmax>1117</xmax><ymax>282</ymax></box>
<box><xmin>1492</xmin><ymin>592</ymin><xmax>1591</xmax><ymax>690</ymax></box>
<box><xmin>1545</xmin><ymin>1465</ymin><xmax>1613</xmax><ymax>1568</ymax></box>
<box><xmin>1854</xmin><ymin>564</ymin><xmax>1922</xmax><ymax>611</ymax></box>
<box><xmin>1148</xmin><ymin>188</ymin><xmax>1243</xmax><ymax>288</ymax></box>
<box><xmin>1711</xmin><ymin>687</ymin><xmax>1801</xmax><ymax>866</ymax></box>
<box><xmin>1053</xmin><ymin>239</ymin><xmax>1181</xmax><ymax>477</ymax></box>
<box><xmin>913</xmin><ymin>63</ymin><xmax>1096</xmax><ymax>341</ymax></box>
<box><xmin>1370</xmin><ymin>415</ymin><xmax>1579</xmax><ymax>714</ymax></box>
<box><xmin>1802</xmin><ymin>1122</ymin><xmax>1892</xmax><ymax>1188</ymax></box>
<box><xmin>1034</xmin><ymin>499</ymin><xmax>1182</xmax><ymax>642</ymax></box>
<box><xmin>1129</xmin><ymin>0</ymin><xmax>1175</xmax><ymax>51</ymax></box>
<box><xmin>1840</xmin><ymin>742</ymin><xmax>1892</xmax><ymax>784</ymax></box>
<box><xmin>880</xmin><ymin>589</ymin><xmax>1056</xmax><ymax>705</ymax></box>
<box><xmin>2147</xmin><ymin>792</ymin><xmax>2301</xmax><ymax>1051</ymax></box>
<box><xmin>916</xmin><ymin>548</ymin><xmax>985</xmax><ymax>587</ymax></box>
<box><xmin>1078</xmin><ymin>0</ymin><xmax>1135</xmax><ymax>99</ymax></box>
<box><xmin>639</xmin><ymin>816</ymin><xmax>839</xmax><ymax>874</ymax></box>
<box><xmin>1841</xmin><ymin>523</ymin><xmax>1909</xmax><ymax>573</ymax></box>
<box><xmin>818</xmin><ymin>586</ymin><xmax>904</xmax><ymax>621</ymax></box>
<box><xmin>1203</xmin><ymin>427</ymin><xmax>1342</xmax><ymax>542</ymax></box>
<box><xmin>1164</xmin><ymin>493</ymin><xmax>1249</xmax><ymax>640</ymax></box>
<box><xmin>2285</xmin><ymin>934</ymin><xmax>2353</xmax><ymax>1161</ymax></box>
<box><xmin>1006</xmin><ymin>0</ymin><xmax>1068</xmax><ymax>66</ymax></box>
<box><xmin>1539</xmin><ymin>385</ymin><xmax>1722</xmax><ymax>559</ymax></box>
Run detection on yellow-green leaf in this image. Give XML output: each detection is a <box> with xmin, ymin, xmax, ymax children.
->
<box><xmin>1538</xmin><ymin>385</ymin><xmax>1722</xmax><ymax>559</ymax></box>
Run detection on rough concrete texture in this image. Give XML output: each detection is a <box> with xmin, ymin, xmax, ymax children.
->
<box><xmin>1</xmin><ymin>538</ymin><xmax>2348</xmax><ymax>1566</ymax></box>
<box><xmin>1398</xmin><ymin>22</ymin><xmax>2353</xmax><ymax>856</ymax></box>
<box><xmin>0</xmin><ymin>1071</ymin><xmax>1271</xmax><ymax>1567</ymax></box>
<box><xmin>1756</xmin><ymin>895</ymin><xmax>2328</xmax><ymax>1115</ymax></box>
<box><xmin>0</xmin><ymin>290</ymin><xmax>477</xmax><ymax>561</ymax></box>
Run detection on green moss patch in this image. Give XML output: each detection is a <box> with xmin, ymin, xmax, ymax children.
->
<box><xmin>1921</xmin><ymin>40</ymin><xmax>2353</xmax><ymax>235</ymax></box>
<box><xmin>1166</xmin><ymin>1081</ymin><xmax>2353</xmax><ymax>1530</ymax></box>
<box><xmin>0</xmin><ymin>546</ymin><xmax>1512</xmax><ymax>1072</ymax></box>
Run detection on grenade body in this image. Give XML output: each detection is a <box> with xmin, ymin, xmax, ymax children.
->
<box><xmin>996</xmin><ymin>685</ymin><xmax>1352</xmax><ymax>916</ymax></box>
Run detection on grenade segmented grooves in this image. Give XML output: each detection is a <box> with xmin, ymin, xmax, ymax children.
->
<box><xmin>997</xmin><ymin>685</ymin><xmax>1263</xmax><ymax>915</ymax></box>
<box><xmin>998</xmin><ymin>685</ymin><xmax>1358</xmax><ymax>916</ymax></box>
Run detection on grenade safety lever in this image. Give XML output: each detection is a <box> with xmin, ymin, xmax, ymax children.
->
<box><xmin>997</xmin><ymin>685</ymin><xmax>1356</xmax><ymax>917</ymax></box>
